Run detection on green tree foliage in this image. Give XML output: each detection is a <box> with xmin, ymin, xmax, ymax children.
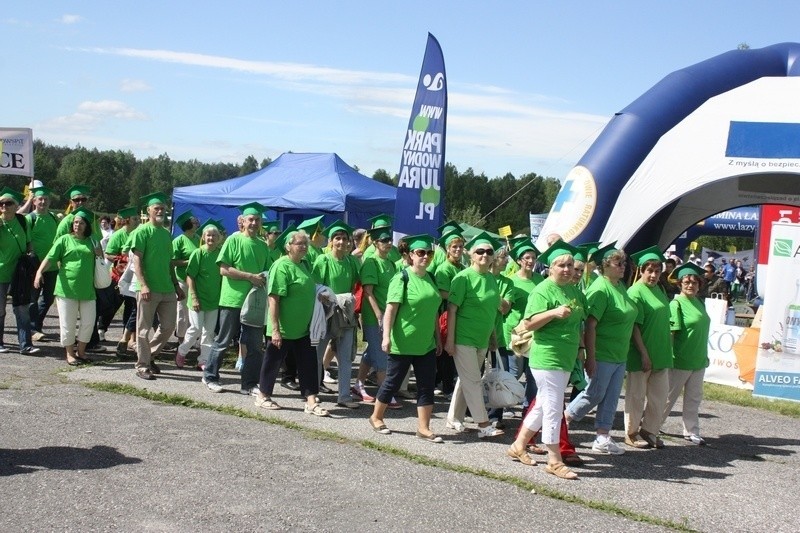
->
<box><xmin>29</xmin><ymin>141</ymin><xmax>562</xmax><ymax>226</ymax></box>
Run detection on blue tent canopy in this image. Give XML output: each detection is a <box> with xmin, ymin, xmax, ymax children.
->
<box><xmin>171</xmin><ymin>152</ymin><xmax>396</xmax><ymax>235</ymax></box>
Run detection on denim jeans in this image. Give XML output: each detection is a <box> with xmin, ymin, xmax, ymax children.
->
<box><xmin>566</xmin><ymin>360</ymin><xmax>626</xmax><ymax>432</ymax></box>
<box><xmin>29</xmin><ymin>269</ymin><xmax>57</xmax><ymax>332</ymax></box>
<box><xmin>361</xmin><ymin>324</ymin><xmax>388</xmax><ymax>372</ymax></box>
<box><xmin>204</xmin><ymin>307</ymin><xmax>263</xmax><ymax>390</ymax></box>
<box><xmin>377</xmin><ymin>350</ymin><xmax>437</xmax><ymax>406</ymax></box>
<box><xmin>506</xmin><ymin>350</ymin><xmax>537</xmax><ymax>407</ymax></box>
<box><xmin>316</xmin><ymin>327</ymin><xmax>355</xmax><ymax>404</ymax></box>
<box><xmin>0</xmin><ymin>282</ymin><xmax>33</xmax><ymax>350</ymax></box>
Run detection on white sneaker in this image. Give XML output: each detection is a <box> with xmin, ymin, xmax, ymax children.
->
<box><xmin>684</xmin><ymin>434</ymin><xmax>706</xmax><ymax>446</ymax></box>
<box><xmin>323</xmin><ymin>370</ymin><xmax>337</xmax><ymax>384</ymax></box>
<box><xmin>478</xmin><ymin>425</ymin><xmax>504</xmax><ymax>439</ymax></box>
<box><xmin>592</xmin><ymin>436</ymin><xmax>625</xmax><ymax>455</ymax></box>
<box><xmin>202</xmin><ymin>377</ymin><xmax>223</xmax><ymax>393</ymax></box>
<box><xmin>445</xmin><ymin>420</ymin><xmax>466</xmax><ymax>432</ymax></box>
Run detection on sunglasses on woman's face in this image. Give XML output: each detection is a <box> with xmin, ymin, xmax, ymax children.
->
<box><xmin>473</xmin><ymin>248</ymin><xmax>494</xmax><ymax>256</ymax></box>
<box><xmin>412</xmin><ymin>249</ymin><xmax>434</xmax><ymax>257</ymax></box>
<box><xmin>0</xmin><ymin>200</ymin><xmax>16</xmax><ymax>207</ymax></box>
<box><xmin>377</xmin><ymin>238</ymin><xmax>392</xmax><ymax>244</ymax></box>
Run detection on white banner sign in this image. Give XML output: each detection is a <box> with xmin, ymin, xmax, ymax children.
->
<box><xmin>0</xmin><ymin>127</ymin><xmax>34</xmax><ymax>177</ymax></box>
<box><xmin>705</xmin><ymin>324</ymin><xmax>753</xmax><ymax>390</ymax></box>
<box><xmin>754</xmin><ymin>222</ymin><xmax>800</xmax><ymax>402</ymax></box>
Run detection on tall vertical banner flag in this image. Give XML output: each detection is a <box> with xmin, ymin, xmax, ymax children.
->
<box><xmin>393</xmin><ymin>33</ymin><xmax>447</xmax><ymax>237</ymax></box>
<box><xmin>753</xmin><ymin>222</ymin><xmax>800</xmax><ymax>402</ymax></box>
<box><xmin>0</xmin><ymin>128</ymin><xmax>34</xmax><ymax>177</ymax></box>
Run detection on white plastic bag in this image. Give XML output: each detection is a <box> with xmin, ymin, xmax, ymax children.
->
<box><xmin>482</xmin><ymin>354</ymin><xmax>526</xmax><ymax>409</ymax></box>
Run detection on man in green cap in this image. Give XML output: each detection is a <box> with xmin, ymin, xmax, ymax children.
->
<box><xmin>0</xmin><ymin>187</ymin><xmax>39</xmax><ymax>354</ymax></box>
<box><xmin>22</xmin><ymin>185</ymin><xmax>60</xmax><ymax>341</ymax></box>
<box><xmin>312</xmin><ymin>219</ymin><xmax>362</xmax><ymax>407</ymax></box>
<box><xmin>172</xmin><ymin>209</ymin><xmax>200</xmax><ymax>346</ymax></box>
<box><xmin>104</xmin><ymin>206</ymin><xmax>140</xmax><ymax>356</ymax></box>
<box><xmin>130</xmin><ymin>192</ymin><xmax>185</xmax><ymax>380</ymax></box>
<box><xmin>203</xmin><ymin>202</ymin><xmax>270</xmax><ymax>394</ymax></box>
<box><xmin>262</xmin><ymin>218</ymin><xmax>283</xmax><ymax>267</ymax></box>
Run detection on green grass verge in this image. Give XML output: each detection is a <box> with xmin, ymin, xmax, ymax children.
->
<box><xmin>83</xmin><ymin>380</ymin><xmax>696</xmax><ymax>532</ymax></box>
<box><xmin>704</xmin><ymin>382</ymin><xmax>800</xmax><ymax>418</ymax></box>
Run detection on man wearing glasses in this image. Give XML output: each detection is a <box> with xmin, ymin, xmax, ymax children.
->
<box><xmin>0</xmin><ymin>187</ymin><xmax>38</xmax><ymax>355</ymax></box>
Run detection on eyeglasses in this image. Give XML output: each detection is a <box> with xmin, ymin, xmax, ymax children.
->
<box><xmin>290</xmin><ymin>242</ymin><xmax>308</xmax><ymax>247</ymax></box>
<box><xmin>473</xmin><ymin>248</ymin><xmax>494</xmax><ymax>256</ymax></box>
<box><xmin>377</xmin><ymin>238</ymin><xmax>392</xmax><ymax>244</ymax></box>
<box><xmin>0</xmin><ymin>200</ymin><xmax>16</xmax><ymax>207</ymax></box>
<box><xmin>71</xmin><ymin>197</ymin><xmax>88</xmax><ymax>203</ymax></box>
<box><xmin>682</xmin><ymin>279</ymin><xmax>699</xmax><ymax>285</ymax></box>
<box><xmin>267</xmin><ymin>231</ymin><xmax>280</xmax><ymax>235</ymax></box>
<box><xmin>412</xmin><ymin>249</ymin><xmax>434</xmax><ymax>257</ymax></box>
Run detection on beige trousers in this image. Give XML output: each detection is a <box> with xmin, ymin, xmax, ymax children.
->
<box><xmin>624</xmin><ymin>368</ymin><xmax>670</xmax><ymax>436</ymax></box>
<box><xmin>662</xmin><ymin>368</ymin><xmax>706</xmax><ymax>436</ymax></box>
<box><xmin>135</xmin><ymin>291</ymin><xmax>177</xmax><ymax>370</ymax></box>
<box><xmin>447</xmin><ymin>344</ymin><xmax>489</xmax><ymax>425</ymax></box>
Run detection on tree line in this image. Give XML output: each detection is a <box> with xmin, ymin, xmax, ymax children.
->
<box><xmin>20</xmin><ymin>141</ymin><xmax>559</xmax><ymax>235</ymax></box>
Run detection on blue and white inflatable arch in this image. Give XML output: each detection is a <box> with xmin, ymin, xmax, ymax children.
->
<box><xmin>537</xmin><ymin>42</ymin><xmax>800</xmax><ymax>252</ymax></box>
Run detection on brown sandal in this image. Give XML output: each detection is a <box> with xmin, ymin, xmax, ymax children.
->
<box><xmin>562</xmin><ymin>453</ymin><xmax>585</xmax><ymax>467</ymax></box>
<box><xmin>506</xmin><ymin>444</ymin><xmax>536</xmax><ymax>466</ymax></box>
<box><xmin>545</xmin><ymin>461</ymin><xmax>578</xmax><ymax>480</ymax></box>
<box><xmin>526</xmin><ymin>443</ymin><xmax>547</xmax><ymax>455</ymax></box>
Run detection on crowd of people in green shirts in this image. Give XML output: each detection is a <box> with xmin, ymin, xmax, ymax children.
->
<box><xmin>1</xmin><ymin>183</ymin><xmax>712</xmax><ymax>481</ymax></box>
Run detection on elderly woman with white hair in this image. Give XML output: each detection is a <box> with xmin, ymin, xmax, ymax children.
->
<box><xmin>444</xmin><ymin>231</ymin><xmax>504</xmax><ymax>439</ymax></box>
<box><xmin>175</xmin><ymin>219</ymin><xmax>224</xmax><ymax>369</ymax></box>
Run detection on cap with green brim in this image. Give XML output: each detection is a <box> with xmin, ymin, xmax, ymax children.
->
<box><xmin>510</xmin><ymin>241</ymin><xmax>540</xmax><ymax>261</ymax></box>
<box><xmin>367</xmin><ymin>214</ymin><xmax>393</xmax><ymax>229</ymax></box>
<box><xmin>539</xmin><ymin>240</ymin><xmax>580</xmax><ymax>267</ymax></box>
<box><xmin>275</xmin><ymin>223</ymin><xmax>299</xmax><ymax>250</ymax></box>
<box><xmin>238</xmin><ymin>202</ymin><xmax>267</xmax><ymax>216</ymax></box>
<box><xmin>72</xmin><ymin>206</ymin><xmax>95</xmax><ymax>224</ymax></box>
<box><xmin>66</xmin><ymin>184</ymin><xmax>91</xmax><ymax>199</ymax></box>
<box><xmin>297</xmin><ymin>215</ymin><xmax>325</xmax><ymax>232</ymax></box>
<box><xmin>368</xmin><ymin>227</ymin><xmax>392</xmax><ymax>241</ymax></box>
<box><xmin>401</xmin><ymin>234</ymin><xmax>435</xmax><ymax>251</ymax></box>
<box><xmin>573</xmin><ymin>245</ymin><xmax>591</xmax><ymax>263</ymax></box>
<box><xmin>674</xmin><ymin>262</ymin><xmax>705</xmax><ymax>280</ymax></box>
<box><xmin>441</xmin><ymin>231</ymin><xmax>465</xmax><ymax>247</ymax></box>
<box><xmin>578</xmin><ymin>241</ymin><xmax>601</xmax><ymax>260</ymax></box>
<box><xmin>199</xmin><ymin>219</ymin><xmax>224</xmax><ymax>233</ymax></box>
<box><xmin>437</xmin><ymin>220</ymin><xmax>463</xmax><ymax>237</ymax></box>
<box><xmin>174</xmin><ymin>210</ymin><xmax>195</xmax><ymax>227</ymax></box>
<box><xmin>30</xmin><ymin>186</ymin><xmax>53</xmax><ymax>198</ymax></box>
<box><xmin>323</xmin><ymin>220</ymin><xmax>354</xmax><ymax>238</ymax></box>
<box><xmin>262</xmin><ymin>219</ymin><xmax>281</xmax><ymax>233</ymax></box>
<box><xmin>140</xmin><ymin>192</ymin><xmax>168</xmax><ymax>208</ymax></box>
<box><xmin>507</xmin><ymin>235</ymin><xmax>530</xmax><ymax>248</ymax></box>
<box><xmin>117</xmin><ymin>206</ymin><xmax>139</xmax><ymax>219</ymax></box>
<box><xmin>589</xmin><ymin>242</ymin><xmax>619</xmax><ymax>264</ymax></box>
<box><xmin>0</xmin><ymin>187</ymin><xmax>23</xmax><ymax>204</ymax></box>
<box><xmin>465</xmin><ymin>231</ymin><xmax>501</xmax><ymax>252</ymax></box>
<box><xmin>630</xmin><ymin>245</ymin><xmax>664</xmax><ymax>267</ymax></box>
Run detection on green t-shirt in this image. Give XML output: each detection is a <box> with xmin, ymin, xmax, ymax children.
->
<box><xmin>670</xmin><ymin>295</ymin><xmax>711</xmax><ymax>370</ymax></box>
<box><xmin>312</xmin><ymin>252</ymin><xmax>360</xmax><ymax>294</ymax></box>
<box><xmin>130</xmin><ymin>223</ymin><xmax>175</xmax><ymax>294</ymax></box>
<box><xmin>359</xmin><ymin>255</ymin><xmax>398</xmax><ymax>326</ymax></box>
<box><xmin>524</xmin><ymin>279</ymin><xmax>587</xmax><ymax>371</ymax></box>
<box><xmin>172</xmin><ymin>232</ymin><xmax>200</xmax><ymax>281</ymax></box>
<box><xmin>386</xmin><ymin>268</ymin><xmax>441</xmax><ymax>355</ymax></box>
<box><xmin>305</xmin><ymin>244</ymin><xmax>321</xmax><ymax>267</ymax></box>
<box><xmin>26</xmin><ymin>211</ymin><xmax>58</xmax><ymax>272</ymax></box>
<box><xmin>585</xmin><ymin>276</ymin><xmax>638</xmax><ymax>363</ymax></box>
<box><xmin>0</xmin><ymin>216</ymin><xmax>29</xmax><ymax>284</ymax></box>
<box><xmin>427</xmin><ymin>246</ymin><xmax>447</xmax><ymax>273</ymax></box>
<box><xmin>46</xmin><ymin>234</ymin><xmax>96</xmax><ymax>300</ymax></box>
<box><xmin>502</xmin><ymin>272</ymin><xmax>545</xmax><ymax>345</ymax></box>
<box><xmin>105</xmin><ymin>227</ymin><xmax>132</xmax><ymax>256</ymax></box>
<box><xmin>434</xmin><ymin>260</ymin><xmax>463</xmax><ymax>295</ymax></box>
<box><xmin>494</xmin><ymin>273</ymin><xmax>513</xmax><ymax>349</ymax></box>
<box><xmin>267</xmin><ymin>244</ymin><xmax>283</xmax><ymax>270</ymax></box>
<box><xmin>363</xmin><ymin>244</ymin><xmax>402</xmax><ymax>264</ymax></box>
<box><xmin>627</xmin><ymin>281</ymin><xmax>674</xmax><ymax>371</ymax></box>
<box><xmin>185</xmin><ymin>245</ymin><xmax>222</xmax><ymax>311</ymax></box>
<box><xmin>448</xmin><ymin>268</ymin><xmax>500</xmax><ymax>349</ymax></box>
<box><xmin>266</xmin><ymin>257</ymin><xmax>316</xmax><ymax>340</ymax></box>
<box><xmin>216</xmin><ymin>233</ymin><xmax>270</xmax><ymax>308</ymax></box>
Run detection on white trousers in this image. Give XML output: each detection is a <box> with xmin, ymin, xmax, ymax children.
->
<box><xmin>522</xmin><ymin>369</ymin><xmax>570</xmax><ymax>444</ymax></box>
<box><xmin>178</xmin><ymin>308</ymin><xmax>219</xmax><ymax>363</ymax></box>
<box><xmin>663</xmin><ymin>368</ymin><xmax>706</xmax><ymax>436</ymax></box>
<box><xmin>56</xmin><ymin>297</ymin><xmax>96</xmax><ymax>347</ymax></box>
